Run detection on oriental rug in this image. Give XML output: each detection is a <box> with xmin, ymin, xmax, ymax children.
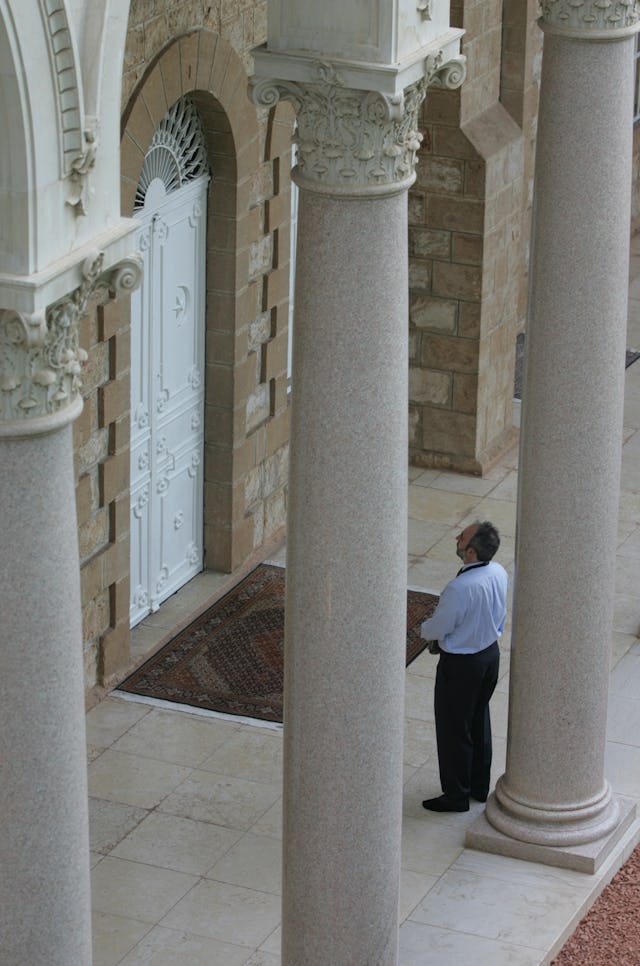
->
<box><xmin>119</xmin><ymin>564</ymin><xmax>439</xmax><ymax>723</ymax></box>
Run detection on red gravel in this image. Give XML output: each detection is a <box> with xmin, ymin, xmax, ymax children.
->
<box><xmin>552</xmin><ymin>842</ymin><xmax>640</xmax><ymax>965</ymax></box>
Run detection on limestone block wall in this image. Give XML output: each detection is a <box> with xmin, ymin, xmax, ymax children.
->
<box><xmin>75</xmin><ymin>294</ymin><xmax>132</xmax><ymax>689</ymax></box>
<box><xmin>408</xmin><ymin>0</ymin><xmax>533</xmax><ymax>472</ymax></box>
<box><xmin>77</xmin><ymin>3</ymin><xmax>292</xmax><ymax>695</ymax></box>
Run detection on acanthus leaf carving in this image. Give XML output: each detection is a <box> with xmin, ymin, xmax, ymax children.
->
<box><xmin>540</xmin><ymin>0</ymin><xmax>640</xmax><ymax>31</ymax></box>
<box><xmin>250</xmin><ymin>56</ymin><xmax>465</xmax><ymax>192</ymax></box>
<box><xmin>0</xmin><ymin>253</ymin><xmax>143</xmax><ymax>431</ymax></box>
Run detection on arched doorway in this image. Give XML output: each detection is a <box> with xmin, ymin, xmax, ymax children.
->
<box><xmin>129</xmin><ymin>97</ymin><xmax>210</xmax><ymax>626</ymax></box>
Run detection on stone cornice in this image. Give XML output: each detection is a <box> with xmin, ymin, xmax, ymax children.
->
<box><xmin>0</xmin><ymin>252</ymin><xmax>142</xmax><ymax>437</ymax></box>
<box><xmin>250</xmin><ymin>53</ymin><xmax>466</xmax><ymax>194</ymax></box>
<box><xmin>540</xmin><ymin>0</ymin><xmax>640</xmax><ymax>37</ymax></box>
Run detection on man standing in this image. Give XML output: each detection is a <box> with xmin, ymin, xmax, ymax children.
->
<box><xmin>420</xmin><ymin>521</ymin><xmax>508</xmax><ymax>813</ymax></box>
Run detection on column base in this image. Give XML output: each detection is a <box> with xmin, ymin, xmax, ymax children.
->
<box><xmin>465</xmin><ymin>795</ymin><xmax>636</xmax><ymax>873</ymax></box>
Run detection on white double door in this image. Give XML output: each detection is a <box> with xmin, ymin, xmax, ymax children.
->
<box><xmin>130</xmin><ymin>176</ymin><xmax>208</xmax><ymax>627</ymax></box>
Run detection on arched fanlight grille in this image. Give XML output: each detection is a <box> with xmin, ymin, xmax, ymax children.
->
<box><xmin>135</xmin><ymin>97</ymin><xmax>209</xmax><ymax>211</ymax></box>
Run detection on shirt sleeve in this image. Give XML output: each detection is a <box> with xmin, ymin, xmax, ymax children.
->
<box><xmin>420</xmin><ymin>583</ymin><xmax>464</xmax><ymax>641</ymax></box>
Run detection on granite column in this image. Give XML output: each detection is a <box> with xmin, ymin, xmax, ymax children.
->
<box><xmin>0</xmin><ymin>255</ymin><xmax>142</xmax><ymax>963</ymax></box>
<box><xmin>468</xmin><ymin>2</ymin><xmax>639</xmax><ymax>871</ymax></box>
<box><xmin>253</xmin><ymin>53</ymin><xmax>464</xmax><ymax>962</ymax></box>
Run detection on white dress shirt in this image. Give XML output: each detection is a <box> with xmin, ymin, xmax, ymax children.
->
<box><xmin>420</xmin><ymin>560</ymin><xmax>508</xmax><ymax>655</ymax></box>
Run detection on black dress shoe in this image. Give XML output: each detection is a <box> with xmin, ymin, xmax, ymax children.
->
<box><xmin>471</xmin><ymin>790</ymin><xmax>488</xmax><ymax>803</ymax></box>
<box><xmin>422</xmin><ymin>795</ymin><xmax>469</xmax><ymax>813</ymax></box>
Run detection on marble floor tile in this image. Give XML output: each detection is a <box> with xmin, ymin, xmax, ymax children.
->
<box><xmin>160</xmin><ymin>878</ymin><xmax>281</xmax><ymax>948</ymax></box>
<box><xmin>409</xmin><ymin>866</ymin><xmax>583</xmax><ymax>948</ymax></box>
<box><xmin>118</xmin><ymin>925</ymin><xmax>252</xmax><ymax>965</ymax></box>
<box><xmin>410</xmin><ymin>468</ymin><xmax>442</xmax><ymax>486</ymax></box>
<box><xmin>605</xmin><ymin>739</ymin><xmax>640</xmax><ymax>799</ymax></box>
<box><xmin>244</xmin><ymin>952</ymin><xmax>281</xmax><ymax>966</ymax></box>
<box><xmin>407</xmin><ymin>517</ymin><xmax>452</xmax><ymax>556</ymax></box>
<box><xmin>89</xmin><ymin>797</ymin><xmax>148</xmax><ymax>854</ymax></box>
<box><xmin>92</xmin><ymin>912</ymin><xmax>152</xmax><ymax>966</ymax></box>
<box><xmin>88</xmin><ymin>749</ymin><xmax>192</xmax><ymax>809</ymax></box>
<box><xmin>609</xmin><ymin>646</ymin><xmax>640</xmax><ymax>701</ymax></box>
<box><xmin>206</xmin><ymin>831</ymin><xmax>282</xmax><ymax>894</ymax></box>
<box><xmin>407</xmin><ymin>557</ymin><xmax>459</xmax><ymax>594</ymax></box>
<box><xmin>408</xmin><ymin>649</ymin><xmax>437</xmax><ymax>678</ymax></box>
<box><xmin>251</xmin><ymin>798</ymin><xmax>284</xmax><ymax>840</ymax></box>
<box><xmin>259</xmin><ymin>925</ymin><xmax>281</xmax><ymax>955</ymax></box>
<box><xmin>427</xmin><ymin>470</ymin><xmax>500</xmax><ymax>498</ymax></box>
<box><xmin>91</xmin><ymin>856</ymin><xmax>198</xmax><ymax>923</ymax></box>
<box><xmin>112</xmin><ymin>708</ymin><xmax>237</xmax><ymax>768</ymax></box>
<box><xmin>403</xmin><ymin>716</ymin><xmax>438</xmax><ymax>769</ymax></box>
<box><xmin>401</xmin><ymin>816</ymin><xmax>465</xmax><ymax>876</ymax></box>
<box><xmin>610</xmin><ymin>630</ymin><xmax>638</xmax><ymax>669</ymax></box>
<box><xmin>399</xmin><ymin>869</ymin><xmax>439</xmax><ymax>922</ymax></box>
<box><xmin>200</xmin><ymin>728</ymin><xmax>283</xmax><ymax>784</ymax></box>
<box><xmin>111</xmin><ymin>811</ymin><xmax>243</xmax><ymax>875</ymax></box>
<box><xmin>612</xmin><ymin>593</ymin><xmax>640</xmax><ymax>635</ymax></box>
<box><xmin>453</xmin><ymin>847</ymin><xmax>595</xmax><ymax>894</ymax></box>
<box><xmin>408</xmin><ymin>487</ymin><xmax>480</xmax><ymax>525</ymax></box>
<box><xmin>158</xmin><ymin>769</ymin><xmax>282</xmax><ymax>830</ymax></box>
<box><xmin>404</xmin><ymin>673</ymin><xmax>434</xmax><ymax>723</ymax></box>
<box><xmin>399</xmin><ymin>920</ymin><xmax>541</xmax><ymax>966</ymax></box>
<box><xmin>86</xmin><ymin>697</ymin><xmax>150</xmax><ymax>749</ymax></box>
<box><xmin>486</xmin><ymin>470</ymin><xmax>518</xmax><ymax>502</ymax></box>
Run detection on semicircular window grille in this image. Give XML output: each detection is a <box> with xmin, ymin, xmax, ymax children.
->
<box><xmin>135</xmin><ymin>97</ymin><xmax>209</xmax><ymax>211</ymax></box>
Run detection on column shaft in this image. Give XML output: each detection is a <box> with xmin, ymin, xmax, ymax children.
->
<box><xmin>484</xmin><ymin>33</ymin><xmax>636</xmax><ymax>854</ymax></box>
<box><xmin>283</xmin><ymin>187</ymin><xmax>409</xmax><ymax>963</ymax></box>
<box><xmin>0</xmin><ymin>426</ymin><xmax>92</xmax><ymax>965</ymax></box>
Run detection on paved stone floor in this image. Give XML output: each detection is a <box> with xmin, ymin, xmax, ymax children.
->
<box><xmin>89</xmin><ymin>237</ymin><xmax>640</xmax><ymax>965</ymax></box>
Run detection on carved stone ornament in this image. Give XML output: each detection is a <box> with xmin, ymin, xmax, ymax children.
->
<box><xmin>0</xmin><ymin>253</ymin><xmax>143</xmax><ymax>433</ymax></box>
<box><xmin>540</xmin><ymin>0</ymin><xmax>640</xmax><ymax>33</ymax></box>
<box><xmin>67</xmin><ymin>124</ymin><xmax>100</xmax><ymax>216</ymax></box>
<box><xmin>251</xmin><ymin>55</ymin><xmax>466</xmax><ymax>193</ymax></box>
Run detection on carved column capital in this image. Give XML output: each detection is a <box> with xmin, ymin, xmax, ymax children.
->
<box><xmin>540</xmin><ymin>0</ymin><xmax>640</xmax><ymax>38</ymax></box>
<box><xmin>251</xmin><ymin>54</ymin><xmax>465</xmax><ymax>195</ymax></box>
<box><xmin>0</xmin><ymin>252</ymin><xmax>143</xmax><ymax>437</ymax></box>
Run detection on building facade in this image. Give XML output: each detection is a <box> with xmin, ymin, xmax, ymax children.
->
<box><xmin>2</xmin><ymin>1</ymin><xmax>639</xmax><ymax>963</ymax></box>
<box><xmin>77</xmin><ymin>0</ymin><xmax>548</xmax><ymax>696</ymax></box>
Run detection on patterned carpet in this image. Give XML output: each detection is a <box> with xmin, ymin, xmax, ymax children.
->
<box><xmin>120</xmin><ymin>564</ymin><xmax>439</xmax><ymax>723</ymax></box>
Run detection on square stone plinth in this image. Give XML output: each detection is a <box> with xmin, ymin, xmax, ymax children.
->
<box><xmin>465</xmin><ymin>796</ymin><xmax>637</xmax><ymax>874</ymax></box>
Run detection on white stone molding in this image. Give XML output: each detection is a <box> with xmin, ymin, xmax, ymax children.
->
<box><xmin>540</xmin><ymin>0</ymin><xmax>640</xmax><ymax>37</ymax></box>
<box><xmin>0</xmin><ymin>252</ymin><xmax>142</xmax><ymax>436</ymax></box>
<box><xmin>251</xmin><ymin>54</ymin><xmax>465</xmax><ymax>194</ymax></box>
<box><xmin>43</xmin><ymin>0</ymin><xmax>103</xmax><ymax>215</ymax></box>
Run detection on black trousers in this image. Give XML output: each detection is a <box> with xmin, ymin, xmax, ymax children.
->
<box><xmin>434</xmin><ymin>642</ymin><xmax>500</xmax><ymax>804</ymax></box>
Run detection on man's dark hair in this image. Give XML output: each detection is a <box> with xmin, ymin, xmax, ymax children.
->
<box><xmin>468</xmin><ymin>521</ymin><xmax>500</xmax><ymax>561</ymax></box>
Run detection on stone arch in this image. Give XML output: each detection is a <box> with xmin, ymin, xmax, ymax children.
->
<box><xmin>121</xmin><ymin>30</ymin><xmax>261</xmax><ymax>573</ymax></box>
<box><xmin>0</xmin><ymin>2</ymin><xmax>78</xmax><ymax>274</ymax></box>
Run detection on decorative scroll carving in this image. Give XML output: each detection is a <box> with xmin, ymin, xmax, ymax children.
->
<box><xmin>417</xmin><ymin>0</ymin><xmax>433</xmax><ymax>20</ymax></box>
<box><xmin>250</xmin><ymin>55</ymin><xmax>465</xmax><ymax>192</ymax></box>
<box><xmin>540</xmin><ymin>0</ymin><xmax>640</xmax><ymax>32</ymax></box>
<box><xmin>0</xmin><ymin>253</ymin><xmax>143</xmax><ymax>429</ymax></box>
<box><xmin>426</xmin><ymin>54</ymin><xmax>467</xmax><ymax>90</ymax></box>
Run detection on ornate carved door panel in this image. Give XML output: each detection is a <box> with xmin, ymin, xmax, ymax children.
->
<box><xmin>129</xmin><ymin>98</ymin><xmax>209</xmax><ymax>627</ymax></box>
